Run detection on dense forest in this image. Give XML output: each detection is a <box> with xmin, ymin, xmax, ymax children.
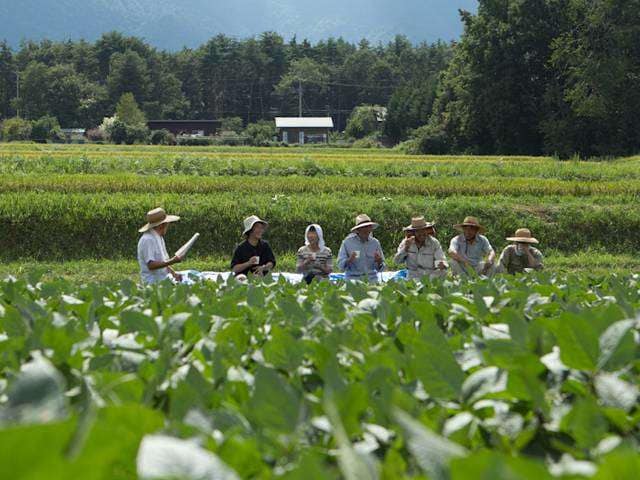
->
<box><xmin>0</xmin><ymin>0</ymin><xmax>638</xmax><ymax>156</ymax></box>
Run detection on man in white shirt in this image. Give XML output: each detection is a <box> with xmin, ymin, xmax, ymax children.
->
<box><xmin>137</xmin><ymin>207</ymin><xmax>183</xmax><ymax>285</ymax></box>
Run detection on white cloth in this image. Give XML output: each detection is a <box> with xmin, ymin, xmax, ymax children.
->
<box><xmin>304</xmin><ymin>224</ymin><xmax>326</xmax><ymax>250</ymax></box>
<box><xmin>137</xmin><ymin>230</ymin><xmax>170</xmax><ymax>284</ymax></box>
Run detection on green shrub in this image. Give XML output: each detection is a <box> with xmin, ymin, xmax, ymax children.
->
<box><xmin>244</xmin><ymin>120</ymin><xmax>276</xmax><ymax>146</ymax></box>
<box><xmin>1</xmin><ymin>117</ymin><xmax>33</xmax><ymax>141</ymax></box>
<box><xmin>150</xmin><ymin>129</ymin><xmax>177</xmax><ymax>145</ymax></box>
<box><xmin>30</xmin><ymin>116</ymin><xmax>63</xmax><ymax>143</ymax></box>
<box><xmin>108</xmin><ymin>119</ymin><xmax>149</xmax><ymax>145</ymax></box>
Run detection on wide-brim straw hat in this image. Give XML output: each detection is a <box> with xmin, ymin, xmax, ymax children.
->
<box><xmin>403</xmin><ymin>216</ymin><xmax>436</xmax><ymax>232</ymax></box>
<box><xmin>351</xmin><ymin>213</ymin><xmax>379</xmax><ymax>232</ymax></box>
<box><xmin>506</xmin><ymin>228</ymin><xmax>539</xmax><ymax>244</ymax></box>
<box><xmin>139</xmin><ymin>207</ymin><xmax>180</xmax><ymax>233</ymax></box>
<box><xmin>454</xmin><ymin>216</ymin><xmax>486</xmax><ymax>234</ymax></box>
<box><xmin>243</xmin><ymin>215</ymin><xmax>268</xmax><ymax>235</ymax></box>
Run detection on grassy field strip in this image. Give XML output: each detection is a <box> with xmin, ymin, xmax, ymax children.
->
<box><xmin>1</xmin><ymin>252</ymin><xmax>637</xmax><ymax>283</ymax></box>
<box><xmin>5</xmin><ymin>173</ymin><xmax>640</xmax><ymax>196</ymax></box>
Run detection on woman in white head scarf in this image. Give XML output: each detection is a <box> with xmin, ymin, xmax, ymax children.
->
<box><xmin>297</xmin><ymin>224</ymin><xmax>333</xmax><ymax>283</ymax></box>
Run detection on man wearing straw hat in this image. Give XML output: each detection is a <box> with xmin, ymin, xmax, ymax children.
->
<box><xmin>497</xmin><ymin>228</ymin><xmax>544</xmax><ymax>274</ymax></box>
<box><xmin>231</xmin><ymin>215</ymin><xmax>276</xmax><ymax>277</ymax></box>
<box><xmin>448</xmin><ymin>216</ymin><xmax>496</xmax><ymax>277</ymax></box>
<box><xmin>394</xmin><ymin>217</ymin><xmax>448</xmax><ymax>280</ymax></box>
<box><xmin>337</xmin><ymin>214</ymin><xmax>385</xmax><ymax>282</ymax></box>
<box><xmin>137</xmin><ymin>207</ymin><xmax>183</xmax><ymax>284</ymax></box>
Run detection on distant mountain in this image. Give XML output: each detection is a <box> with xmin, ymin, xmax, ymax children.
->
<box><xmin>0</xmin><ymin>0</ymin><xmax>477</xmax><ymax>50</ymax></box>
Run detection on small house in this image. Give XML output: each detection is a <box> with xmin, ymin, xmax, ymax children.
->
<box><xmin>147</xmin><ymin>120</ymin><xmax>221</xmax><ymax>137</ymax></box>
<box><xmin>60</xmin><ymin>128</ymin><xmax>86</xmax><ymax>143</ymax></box>
<box><xmin>275</xmin><ymin>117</ymin><xmax>334</xmax><ymax>145</ymax></box>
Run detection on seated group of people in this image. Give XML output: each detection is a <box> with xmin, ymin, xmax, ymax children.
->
<box><xmin>136</xmin><ymin>208</ymin><xmax>543</xmax><ymax>285</ymax></box>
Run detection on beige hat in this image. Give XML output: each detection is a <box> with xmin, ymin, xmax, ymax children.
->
<box><xmin>139</xmin><ymin>207</ymin><xmax>180</xmax><ymax>233</ymax></box>
<box><xmin>351</xmin><ymin>213</ymin><xmax>379</xmax><ymax>232</ymax></box>
<box><xmin>403</xmin><ymin>216</ymin><xmax>436</xmax><ymax>232</ymax></box>
<box><xmin>454</xmin><ymin>216</ymin><xmax>486</xmax><ymax>234</ymax></box>
<box><xmin>506</xmin><ymin>228</ymin><xmax>539</xmax><ymax>244</ymax></box>
<box><xmin>243</xmin><ymin>215</ymin><xmax>268</xmax><ymax>235</ymax></box>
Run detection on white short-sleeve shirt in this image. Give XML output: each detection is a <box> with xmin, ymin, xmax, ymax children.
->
<box><xmin>137</xmin><ymin>230</ymin><xmax>170</xmax><ymax>284</ymax></box>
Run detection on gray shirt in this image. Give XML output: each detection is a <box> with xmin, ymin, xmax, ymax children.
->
<box><xmin>337</xmin><ymin>233</ymin><xmax>385</xmax><ymax>282</ymax></box>
<box><xmin>449</xmin><ymin>234</ymin><xmax>494</xmax><ymax>268</ymax></box>
<box><xmin>394</xmin><ymin>236</ymin><xmax>448</xmax><ymax>280</ymax></box>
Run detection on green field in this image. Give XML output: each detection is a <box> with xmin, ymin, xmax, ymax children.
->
<box><xmin>1</xmin><ymin>144</ymin><xmax>639</xmax><ymax>479</ymax></box>
<box><xmin>1</xmin><ymin>144</ymin><xmax>639</xmax><ymax>276</ymax></box>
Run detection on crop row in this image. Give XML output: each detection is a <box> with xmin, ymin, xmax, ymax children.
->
<box><xmin>3</xmin><ymin>173</ymin><xmax>640</xmax><ymax>197</ymax></box>
<box><xmin>1</xmin><ymin>274</ymin><xmax>638</xmax><ymax>478</ymax></box>
<box><xmin>0</xmin><ymin>192</ymin><xmax>638</xmax><ymax>260</ymax></box>
<box><xmin>2</xmin><ymin>151</ymin><xmax>640</xmax><ymax>181</ymax></box>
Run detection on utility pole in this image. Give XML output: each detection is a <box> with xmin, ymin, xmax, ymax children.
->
<box><xmin>298</xmin><ymin>79</ymin><xmax>303</xmax><ymax>117</ymax></box>
<box><xmin>15</xmin><ymin>71</ymin><xmax>20</xmax><ymax>118</ymax></box>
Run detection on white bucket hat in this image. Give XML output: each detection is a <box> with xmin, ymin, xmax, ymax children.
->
<box><xmin>139</xmin><ymin>207</ymin><xmax>180</xmax><ymax>233</ymax></box>
<box><xmin>243</xmin><ymin>215</ymin><xmax>268</xmax><ymax>235</ymax></box>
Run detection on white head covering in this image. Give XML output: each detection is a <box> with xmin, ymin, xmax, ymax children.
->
<box><xmin>305</xmin><ymin>224</ymin><xmax>326</xmax><ymax>250</ymax></box>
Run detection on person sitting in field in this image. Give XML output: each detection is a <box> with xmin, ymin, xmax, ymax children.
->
<box><xmin>497</xmin><ymin>228</ymin><xmax>544</xmax><ymax>274</ymax></box>
<box><xmin>394</xmin><ymin>217</ymin><xmax>448</xmax><ymax>280</ymax></box>
<box><xmin>337</xmin><ymin>214</ymin><xmax>385</xmax><ymax>282</ymax></box>
<box><xmin>297</xmin><ymin>224</ymin><xmax>333</xmax><ymax>284</ymax></box>
<box><xmin>137</xmin><ymin>207</ymin><xmax>183</xmax><ymax>285</ymax></box>
<box><xmin>231</xmin><ymin>215</ymin><xmax>276</xmax><ymax>277</ymax></box>
<box><xmin>448</xmin><ymin>216</ymin><xmax>496</xmax><ymax>277</ymax></box>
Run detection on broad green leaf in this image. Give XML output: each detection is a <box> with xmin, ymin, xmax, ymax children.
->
<box><xmin>597</xmin><ymin>319</ymin><xmax>637</xmax><ymax>371</ymax></box>
<box><xmin>410</xmin><ymin>320</ymin><xmax>464</xmax><ymax>400</ymax></box>
<box><xmin>119</xmin><ymin>310</ymin><xmax>159</xmax><ymax>338</ymax></box>
<box><xmin>548</xmin><ymin>314</ymin><xmax>600</xmax><ymax>371</ymax></box>
<box><xmin>262</xmin><ymin>326</ymin><xmax>305</xmax><ymax>371</ymax></box>
<box><xmin>450</xmin><ymin>451</ymin><xmax>552</xmax><ymax>480</ymax></box>
<box><xmin>561</xmin><ymin>397</ymin><xmax>609</xmax><ymax>449</ymax></box>
<box><xmin>248</xmin><ymin>366</ymin><xmax>302</xmax><ymax>433</ymax></box>
<box><xmin>393</xmin><ymin>408</ymin><xmax>466</xmax><ymax>480</ymax></box>
<box><xmin>326</xmin><ymin>399</ymin><xmax>379</xmax><ymax>480</ymax></box>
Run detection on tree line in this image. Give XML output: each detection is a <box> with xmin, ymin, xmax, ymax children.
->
<box><xmin>0</xmin><ymin>0</ymin><xmax>638</xmax><ymax>156</ymax></box>
<box><xmin>0</xmin><ymin>32</ymin><xmax>450</xmax><ymax>139</ymax></box>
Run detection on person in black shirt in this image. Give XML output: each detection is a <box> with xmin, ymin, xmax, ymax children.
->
<box><xmin>231</xmin><ymin>215</ymin><xmax>276</xmax><ymax>276</ymax></box>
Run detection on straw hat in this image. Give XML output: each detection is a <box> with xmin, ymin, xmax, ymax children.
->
<box><xmin>243</xmin><ymin>215</ymin><xmax>268</xmax><ymax>235</ymax></box>
<box><xmin>454</xmin><ymin>216</ymin><xmax>486</xmax><ymax>234</ymax></box>
<box><xmin>506</xmin><ymin>228</ymin><xmax>539</xmax><ymax>244</ymax></box>
<box><xmin>350</xmin><ymin>213</ymin><xmax>379</xmax><ymax>232</ymax></box>
<box><xmin>403</xmin><ymin>216</ymin><xmax>436</xmax><ymax>232</ymax></box>
<box><xmin>138</xmin><ymin>207</ymin><xmax>180</xmax><ymax>233</ymax></box>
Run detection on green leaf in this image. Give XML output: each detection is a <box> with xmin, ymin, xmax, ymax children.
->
<box><xmin>410</xmin><ymin>320</ymin><xmax>464</xmax><ymax>400</ymax></box>
<box><xmin>119</xmin><ymin>310</ymin><xmax>159</xmax><ymax>338</ymax></box>
<box><xmin>451</xmin><ymin>451</ymin><xmax>552</xmax><ymax>480</ymax></box>
<box><xmin>597</xmin><ymin>319</ymin><xmax>637</xmax><ymax>371</ymax></box>
<box><xmin>561</xmin><ymin>397</ymin><xmax>609</xmax><ymax>449</ymax></box>
<box><xmin>248</xmin><ymin>366</ymin><xmax>302</xmax><ymax>433</ymax></box>
<box><xmin>262</xmin><ymin>326</ymin><xmax>305</xmax><ymax>371</ymax></box>
<box><xmin>548</xmin><ymin>314</ymin><xmax>600</xmax><ymax>371</ymax></box>
<box><xmin>393</xmin><ymin>408</ymin><xmax>466</xmax><ymax>480</ymax></box>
